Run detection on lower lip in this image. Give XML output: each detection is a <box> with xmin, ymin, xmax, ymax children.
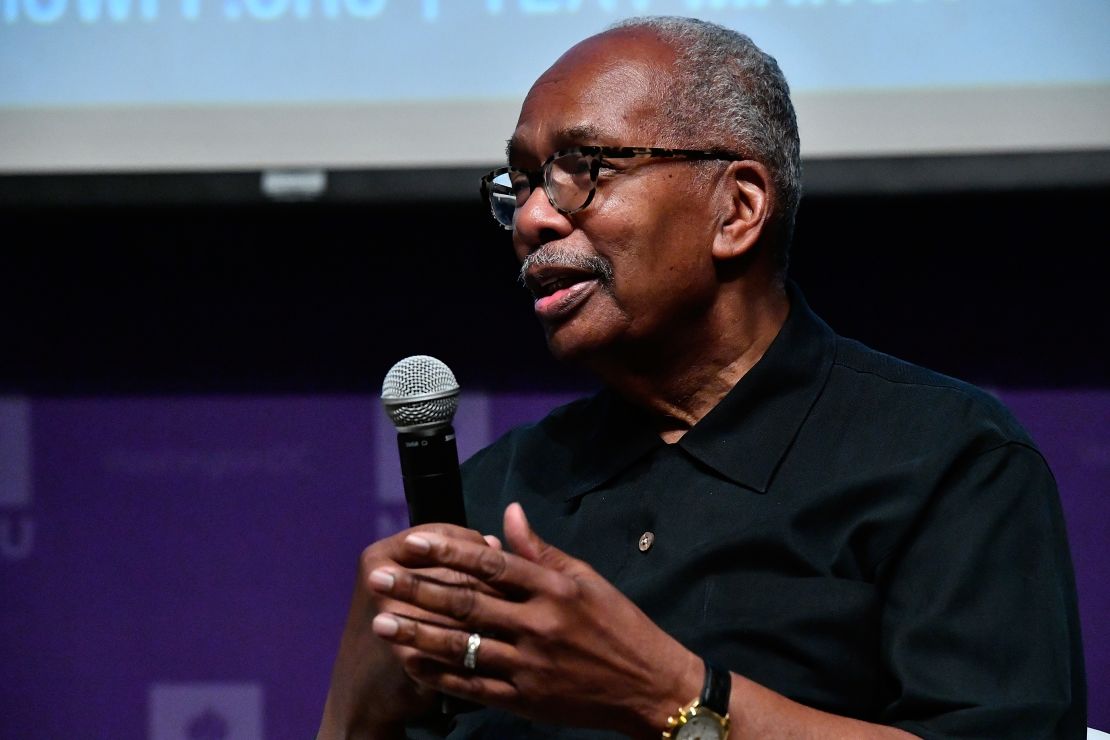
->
<box><xmin>534</xmin><ymin>279</ymin><xmax>599</xmax><ymax>321</ymax></box>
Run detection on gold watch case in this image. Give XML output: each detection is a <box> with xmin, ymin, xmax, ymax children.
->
<box><xmin>662</xmin><ymin>698</ymin><xmax>730</xmax><ymax>740</ymax></box>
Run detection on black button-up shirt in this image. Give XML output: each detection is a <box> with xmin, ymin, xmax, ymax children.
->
<box><xmin>445</xmin><ymin>284</ymin><xmax>1085</xmax><ymax>739</ymax></box>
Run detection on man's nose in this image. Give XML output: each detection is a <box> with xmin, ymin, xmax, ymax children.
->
<box><xmin>513</xmin><ymin>186</ymin><xmax>574</xmax><ymax>256</ymax></box>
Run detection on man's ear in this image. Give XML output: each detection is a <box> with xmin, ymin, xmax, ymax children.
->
<box><xmin>711</xmin><ymin>160</ymin><xmax>773</xmax><ymax>262</ymax></box>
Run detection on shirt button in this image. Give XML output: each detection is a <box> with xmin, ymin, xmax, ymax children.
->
<box><xmin>638</xmin><ymin>531</ymin><xmax>655</xmax><ymax>552</ymax></box>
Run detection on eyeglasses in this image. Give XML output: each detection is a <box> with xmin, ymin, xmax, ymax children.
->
<box><xmin>480</xmin><ymin>146</ymin><xmax>744</xmax><ymax>230</ymax></box>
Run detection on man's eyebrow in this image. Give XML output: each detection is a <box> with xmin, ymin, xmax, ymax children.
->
<box><xmin>557</xmin><ymin>123</ymin><xmax>607</xmax><ymax>146</ymax></box>
<box><xmin>505</xmin><ymin>123</ymin><xmax>610</xmax><ymax>165</ymax></box>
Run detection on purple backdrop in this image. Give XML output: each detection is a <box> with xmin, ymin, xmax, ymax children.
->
<box><xmin>0</xmin><ymin>389</ymin><xmax>1105</xmax><ymax>738</ymax></box>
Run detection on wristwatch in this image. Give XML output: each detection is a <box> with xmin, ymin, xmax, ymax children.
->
<box><xmin>662</xmin><ymin>658</ymin><xmax>731</xmax><ymax>739</ymax></box>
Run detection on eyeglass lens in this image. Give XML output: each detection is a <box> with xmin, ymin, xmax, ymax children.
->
<box><xmin>546</xmin><ymin>152</ymin><xmax>594</xmax><ymax>213</ymax></box>
<box><xmin>487</xmin><ymin>152</ymin><xmax>596</xmax><ymax>227</ymax></box>
<box><xmin>487</xmin><ymin>172</ymin><xmax>517</xmax><ymax>227</ymax></box>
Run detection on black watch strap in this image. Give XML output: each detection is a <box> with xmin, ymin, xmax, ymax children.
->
<box><xmin>701</xmin><ymin>659</ymin><xmax>731</xmax><ymax>716</ymax></box>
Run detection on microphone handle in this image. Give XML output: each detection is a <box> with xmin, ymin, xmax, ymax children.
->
<box><xmin>397</xmin><ymin>425</ymin><xmax>467</xmax><ymax>527</ymax></box>
<box><xmin>396</xmin><ymin>425</ymin><xmax>481</xmax><ymax>722</ymax></box>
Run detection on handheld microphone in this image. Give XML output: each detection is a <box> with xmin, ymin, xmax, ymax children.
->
<box><xmin>381</xmin><ymin>355</ymin><xmax>467</xmax><ymax>527</ymax></box>
<box><xmin>382</xmin><ymin>356</ymin><xmax>478</xmax><ymax>721</ymax></box>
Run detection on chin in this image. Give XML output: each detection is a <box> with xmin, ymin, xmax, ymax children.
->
<box><xmin>545</xmin><ymin>334</ymin><xmax>591</xmax><ymax>364</ymax></box>
<box><xmin>544</xmin><ymin>326</ymin><xmax>605</xmax><ymax>366</ymax></box>
<box><xmin>542</xmin><ymin>323</ymin><xmax>626</xmax><ymax>371</ymax></box>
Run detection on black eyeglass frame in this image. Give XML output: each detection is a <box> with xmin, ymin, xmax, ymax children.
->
<box><xmin>479</xmin><ymin>145</ymin><xmax>746</xmax><ymax>230</ymax></box>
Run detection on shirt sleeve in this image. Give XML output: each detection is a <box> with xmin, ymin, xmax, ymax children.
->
<box><xmin>875</xmin><ymin>441</ymin><xmax>1085</xmax><ymax>739</ymax></box>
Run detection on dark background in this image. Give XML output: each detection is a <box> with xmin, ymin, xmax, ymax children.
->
<box><xmin>1</xmin><ymin>162</ymin><xmax>1108</xmax><ymax>736</ymax></box>
<box><xmin>1</xmin><ymin>167</ymin><xmax>1107</xmax><ymax>396</ymax></box>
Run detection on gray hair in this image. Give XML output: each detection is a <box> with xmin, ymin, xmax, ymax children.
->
<box><xmin>609</xmin><ymin>16</ymin><xmax>802</xmax><ymax>272</ymax></box>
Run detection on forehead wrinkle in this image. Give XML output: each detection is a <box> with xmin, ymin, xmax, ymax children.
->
<box><xmin>508</xmin><ymin>43</ymin><xmax>673</xmax><ymax>165</ymax></box>
<box><xmin>506</xmin><ymin>123</ymin><xmax>611</xmax><ymax>166</ymax></box>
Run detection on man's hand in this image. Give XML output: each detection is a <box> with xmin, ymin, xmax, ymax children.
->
<box><xmin>317</xmin><ymin>523</ymin><xmax>502</xmax><ymax>740</ymax></box>
<box><xmin>367</xmin><ymin>503</ymin><xmax>703</xmax><ymax>737</ymax></box>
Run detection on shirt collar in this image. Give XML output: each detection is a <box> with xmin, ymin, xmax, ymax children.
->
<box><xmin>553</xmin><ymin>281</ymin><xmax>836</xmax><ymax>500</ymax></box>
<box><xmin>554</xmin><ymin>389</ymin><xmax>664</xmax><ymax>501</ymax></box>
<box><xmin>676</xmin><ymin>281</ymin><xmax>836</xmax><ymax>493</ymax></box>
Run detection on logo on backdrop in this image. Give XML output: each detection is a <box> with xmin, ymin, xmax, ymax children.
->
<box><xmin>103</xmin><ymin>443</ymin><xmax>315</xmax><ymax>481</ymax></box>
<box><xmin>0</xmin><ymin>397</ymin><xmax>34</xmax><ymax>562</ymax></box>
<box><xmin>149</xmin><ymin>683</ymin><xmax>263</xmax><ymax>740</ymax></box>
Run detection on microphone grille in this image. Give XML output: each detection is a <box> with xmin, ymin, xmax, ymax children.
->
<box><xmin>381</xmin><ymin>355</ymin><xmax>460</xmax><ymax>432</ymax></box>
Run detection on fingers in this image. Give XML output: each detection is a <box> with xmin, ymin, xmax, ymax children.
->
<box><xmin>503</xmin><ymin>502</ymin><xmax>583</xmax><ymax>575</ymax></box>
<box><xmin>395</xmin><ymin>529</ymin><xmax>566</xmax><ymax>597</ymax></box>
<box><xmin>411</xmin><ymin>662</ymin><xmax>521</xmax><ymax>707</ymax></box>
<box><xmin>359</xmin><ymin>524</ymin><xmax>490</xmax><ymax>581</ymax></box>
<box><xmin>369</xmin><ymin>564</ymin><xmax>515</xmax><ymax>634</ymax></box>
<box><xmin>372</xmin><ymin>611</ymin><xmax>516</xmax><ymax>680</ymax></box>
<box><xmin>371</xmin><ymin>612</ymin><xmax>524</xmax><ymax>707</ymax></box>
<box><xmin>502</xmin><ymin>502</ymin><xmax>542</xmax><ymax>562</ymax></box>
<box><xmin>358</xmin><ymin>524</ymin><xmax>501</xmax><ymax>596</ymax></box>
<box><xmin>376</xmin><ymin>511</ymin><xmax>596</xmax><ymax>638</ymax></box>
<box><xmin>356</xmin><ymin>524</ymin><xmax>506</xmax><ymax>632</ymax></box>
<box><xmin>368</xmin><ymin>563</ymin><xmax>510</xmax><ymax>632</ymax></box>
<box><xmin>410</xmin><ymin>565</ymin><xmax>505</xmax><ymax>598</ymax></box>
<box><xmin>418</xmin><ymin>522</ymin><xmax>492</xmax><ymax>543</ymax></box>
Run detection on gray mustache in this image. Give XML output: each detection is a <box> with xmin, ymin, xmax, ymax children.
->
<box><xmin>518</xmin><ymin>247</ymin><xmax>615</xmax><ymax>286</ymax></box>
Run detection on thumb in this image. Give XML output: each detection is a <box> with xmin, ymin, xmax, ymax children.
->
<box><xmin>503</xmin><ymin>502</ymin><xmax>578</xmax><ymax>573</ymax></box>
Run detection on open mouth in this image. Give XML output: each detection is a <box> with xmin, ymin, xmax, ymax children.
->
<box><xmin>525</xmin><ymin>266</ymin><xmax>601</xmax><ymax>320</ymax></box>
<box><xmin>530</xmin><ymin>270</ymin><xmax>599</xmax><ymax>299</ymax></box>
<box><xmin>526</xmin><ymin>267</ymin><xmax>599</xmax><ymax>300</ymax></box>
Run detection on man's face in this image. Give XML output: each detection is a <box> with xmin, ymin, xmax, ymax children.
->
<box><xmin>509</xmin><ymin>31</ymin><xmax>725</xmax><ymax>368</ymax></box>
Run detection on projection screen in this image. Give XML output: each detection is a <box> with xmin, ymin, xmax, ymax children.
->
<box><xmin>1</xmin><ymin>0</ymin><xmax>1108</xmax><ymax>192</ymax></box>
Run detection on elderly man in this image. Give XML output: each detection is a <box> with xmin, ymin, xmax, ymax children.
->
<box><xmin>319</xmin><ymin>16</ymin><xmax>1085</xmax><ymax>740</ymax></box>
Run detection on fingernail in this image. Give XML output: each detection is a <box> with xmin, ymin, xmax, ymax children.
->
<box><xmin>372</xmin><ymin>614</ymin><xmax>399</xmax><ymax>637</ymax></box>
<box><xmin>405</xmin><ymin>534</ymin><xmax>432</xmax><ymax>553</ymax></box>
<box><xmin>369</xmin><ymin>569</ymin><xmax>395</xmax><ymax>592</ymax></box>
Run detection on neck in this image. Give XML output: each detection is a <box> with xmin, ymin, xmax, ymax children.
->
<box><xmin>589</xmin><ymin>283</ymin><xmax>790</xmax><ymax>443</ymax></box>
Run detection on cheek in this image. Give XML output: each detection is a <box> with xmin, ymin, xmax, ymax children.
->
<box><xmin>583</xmin><ymin>174</ymin><xmax>715</xmax><ymax>285</ymax></box>
<box><xmin>582</xmin><ymin>186</ymin><xmax>635</xmax><ymax>235</ymax></box>
<box><xmin>620</xmin><ymin>230</ymin><xmax>719</xmax><ymax>319</ymax></box>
